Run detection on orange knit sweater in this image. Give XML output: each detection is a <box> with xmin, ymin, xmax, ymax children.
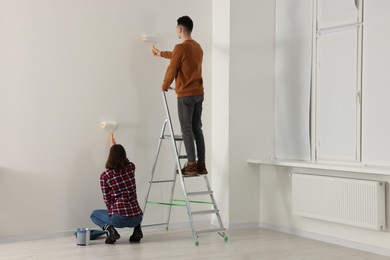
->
<box><xmin>160</xmin><ymin>39</ymin><xmax>204</xmax><ymax>98</ymax></box>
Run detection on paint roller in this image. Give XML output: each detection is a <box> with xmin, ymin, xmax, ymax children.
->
<box><xmin>100</xmin><ymin>121</ymin><xmax>118</xmax><ymax>144</ymax></box>
<box><xmin>140</xmin><ymin>34</ymin><xmax>159</xmax><ymax>55</ymax></box>
<box><xmin>140</xmin><ymin>34</ymin><xmax>158</xmax><ymax>43</ymax></box>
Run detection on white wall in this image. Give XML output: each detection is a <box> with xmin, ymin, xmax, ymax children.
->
<box><xmin>212</xmin><ymin>0</ymin><xmax>275</xmax><ymax>228</ymax></box>
<box><xmin>228</xmin><ymin>0</ymin><xmax>275</xmax><ymax>226</ymax></box>
<box><xmin>274</xmin><ymin>0</ymin><xmax>311</xmax><ymax>160</ymax></box>
<box><xmin>0</xmin><ymin>0</ymin><xmax>212</xmax><ymax>237</ymax></box>
<box><xmin>211</xmin><ymin>0</ymin><xmax>230</xmax><ymax>226</ymax></box>
<box><xmin>5</xmin><ymin>1</ymin><xmax>389</xmax><ymax>255</ymax></box>
<box><xmin>362</xmin><ymin>0</ymin><xmax>390</xmax><ymax>167</ymax></box>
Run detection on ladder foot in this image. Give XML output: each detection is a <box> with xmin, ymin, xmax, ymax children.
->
<box><xmin>224</xmin><ymin>236</ymin><xmax>229</xmax><ymax>242</ymax></box>
<box><xmin>194</xmin><ymin>240</ymin><xmax>199</xmax><ymax>246</ymax></box>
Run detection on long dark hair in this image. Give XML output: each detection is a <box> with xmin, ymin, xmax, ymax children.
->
<box><xmin>105</xmin><ymin>144</ymin><xmax>129</xmax><ymax>171</ymax></box>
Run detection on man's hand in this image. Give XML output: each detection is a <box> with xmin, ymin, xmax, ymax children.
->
<box><xmin>161</xmin><ymin>86</ymin><xmax>173</xmax><ymax>92</ymax></box>
<box><xmin>152</xmin><ymin>45</ymin><xmax>161</xmax><ymax>57</ymax></box>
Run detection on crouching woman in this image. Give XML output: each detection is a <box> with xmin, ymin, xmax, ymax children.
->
<box><xmin>91</xmin><ymin>144</ymin><xmax>143</xmax><ymax>244</ymax></box>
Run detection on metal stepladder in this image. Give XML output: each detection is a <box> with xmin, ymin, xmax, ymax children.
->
<box><xmin>142</xmin><ymin>91</ymin><xmax>228</xmax><ymax>246</ymax></box>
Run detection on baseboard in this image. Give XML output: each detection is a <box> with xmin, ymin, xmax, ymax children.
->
<box><xmin>228</xmin><ymin>221</ymin><xmax>259</xmax><ymax>230</ymax></box>
<box><xmin>211</xmin><ymin>218</ymin><xmax>229</xmax><ymax>228</ymax></box>
<box><xmin>259</xmin><ymin>222</ymin><xmax>390</xmax><ymax>257</ymax></box>
<box><xmin>0</xmin><ymin>220</ymin><xmax>213</xmax><ymax>243</ymax></box>
<box><xmin>211</xmin><ymin>218</ymin><xmax>259</xmax><ymax>230</ymax></box>
<box><xmin>0</xmin><ymin>230</ymin><xmax>74</xmax><ymax>244</ymax></box>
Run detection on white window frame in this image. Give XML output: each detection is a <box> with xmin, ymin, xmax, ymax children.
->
<box><xmin>310</xmin><ymin>0</ymin><xmax>364</xmax><ymax>164</ymax></box>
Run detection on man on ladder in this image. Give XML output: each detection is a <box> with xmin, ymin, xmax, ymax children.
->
<box><xmin>149</xmin><ymin>15</ymin><xmax>227</xmax><ymax>246</ymax></box>
<box><xmin>152</xmin><ymin>15</ymin><xmax>207</xmax><ymax>176</ymax></box>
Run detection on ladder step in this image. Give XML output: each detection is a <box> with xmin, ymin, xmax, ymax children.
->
<box><xmin>191</xmin><ymin>209</ymin><xmax>219</xmax><ymax>215</ymax></box>
<box><xmin>147</xmin><ymin>201</ymin><xmax>186</xmax><ymax>207</ymax></box>
<box><xmin>162</xmin><ymin>135</ymin><xmax>183</xmax><ymax>141</ymax></box>
<box><xmin>178</xmin><ymin>155</ymin><xmax>188</xmax><ymax>159</ymax></box>
<box><xmin>182</xmin><ymin>174</ymin><xmax>203</xmax><ymax>178</ymax></box>
<box><xmin>173</xmin><ymin>199</ymin><xmax>213</xmax><ymax>205</ymax></box>
<box><xmin>196</xmin><ymin>227</ymin><xmax>226</xmax><ymax>235</ymax></box>
<box><xmin>187</xmin><ymin>191</ymin><xmax>213</xmax><ymax>196</ymax></box>
<box><xmin>149</xmin><ymin>180</ymin><xmax>175</xmax><ymax>183</ymax></box>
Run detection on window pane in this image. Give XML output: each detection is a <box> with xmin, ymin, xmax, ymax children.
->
<box><xmin>318</xmin><ymin>0</ymin><xmax>358</xmax><ymax>28</ymax></box>
<box><xmin>316</xmin><ymin>29</ymin><xmax>358</xmax><ymax>161</ymax></box>
<box><xmin>275</xmin><ymin>0</ymin><xmax>312</xmax><ymax>160</ymax></box>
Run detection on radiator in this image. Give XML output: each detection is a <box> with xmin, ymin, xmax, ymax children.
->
<box><xmin>292</xmin><ymin>173</ymin><xmax>386</xmax><ymax>230</ymax></box>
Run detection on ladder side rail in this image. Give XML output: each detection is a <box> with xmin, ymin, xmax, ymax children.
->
<box><xmin>203</xmin><ymin>175</ymin><xmax>226</xmax><ymax>234</ymax></box>
<box><xmin>165</xmin><ymin>141</ymin><xmax>182</xmax><ymax>229</ymax></box>
<box><xmin>162</xmin><ymin>91</ymin><xmax>198</xmax><ymax>241</ymax></box>
<box><xmin>143</xmin><ymin>119</ymin><xmax>168</xmax><ymax>214</ymax></box>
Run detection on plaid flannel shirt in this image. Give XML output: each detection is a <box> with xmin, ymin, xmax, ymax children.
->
<box><xmin>100</xmin><ymin>162</ymin><xmax>143</xmax><ymax>218</ymax></box>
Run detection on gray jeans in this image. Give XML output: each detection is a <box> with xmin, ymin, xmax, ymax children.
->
<box><xmin>177</xmin><ymin>96</ymin><xmax>205</xmax><ymax>162</ymax></box>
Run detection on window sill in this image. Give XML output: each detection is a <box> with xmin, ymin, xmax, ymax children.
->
<box><xmin>247</xmin><ymin>158</ymin><xmax>390</xmax><ymax>176</ymax></box>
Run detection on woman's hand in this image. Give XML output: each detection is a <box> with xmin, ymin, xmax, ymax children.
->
<box><xmin>110</xmin><ymin>133</ymin><xmax>116</xmax><ymax>146</ymax></box>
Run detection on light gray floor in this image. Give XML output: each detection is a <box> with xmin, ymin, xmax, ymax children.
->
<box><xmin>0</xmin><ymin>227</ymin><xmax>388</xmax><ymax>260</ymax></box>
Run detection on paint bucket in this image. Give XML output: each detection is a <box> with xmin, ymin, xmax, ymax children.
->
<box><xmin>76</xmin><ymin>228</ymin><xmax>90</xmax><ymax>246</ymax></box>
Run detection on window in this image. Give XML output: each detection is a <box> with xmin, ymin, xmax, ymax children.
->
<box><xmin>310</xmin><ymin>0</ymin><xmax>363</xmax><ymax>163</ymax></box>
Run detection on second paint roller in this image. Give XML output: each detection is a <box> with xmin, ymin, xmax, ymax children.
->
<box><xmin>101</xmin><ymin>121</ymin><xmax>118</xmax><ymax>143</ymax></box>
